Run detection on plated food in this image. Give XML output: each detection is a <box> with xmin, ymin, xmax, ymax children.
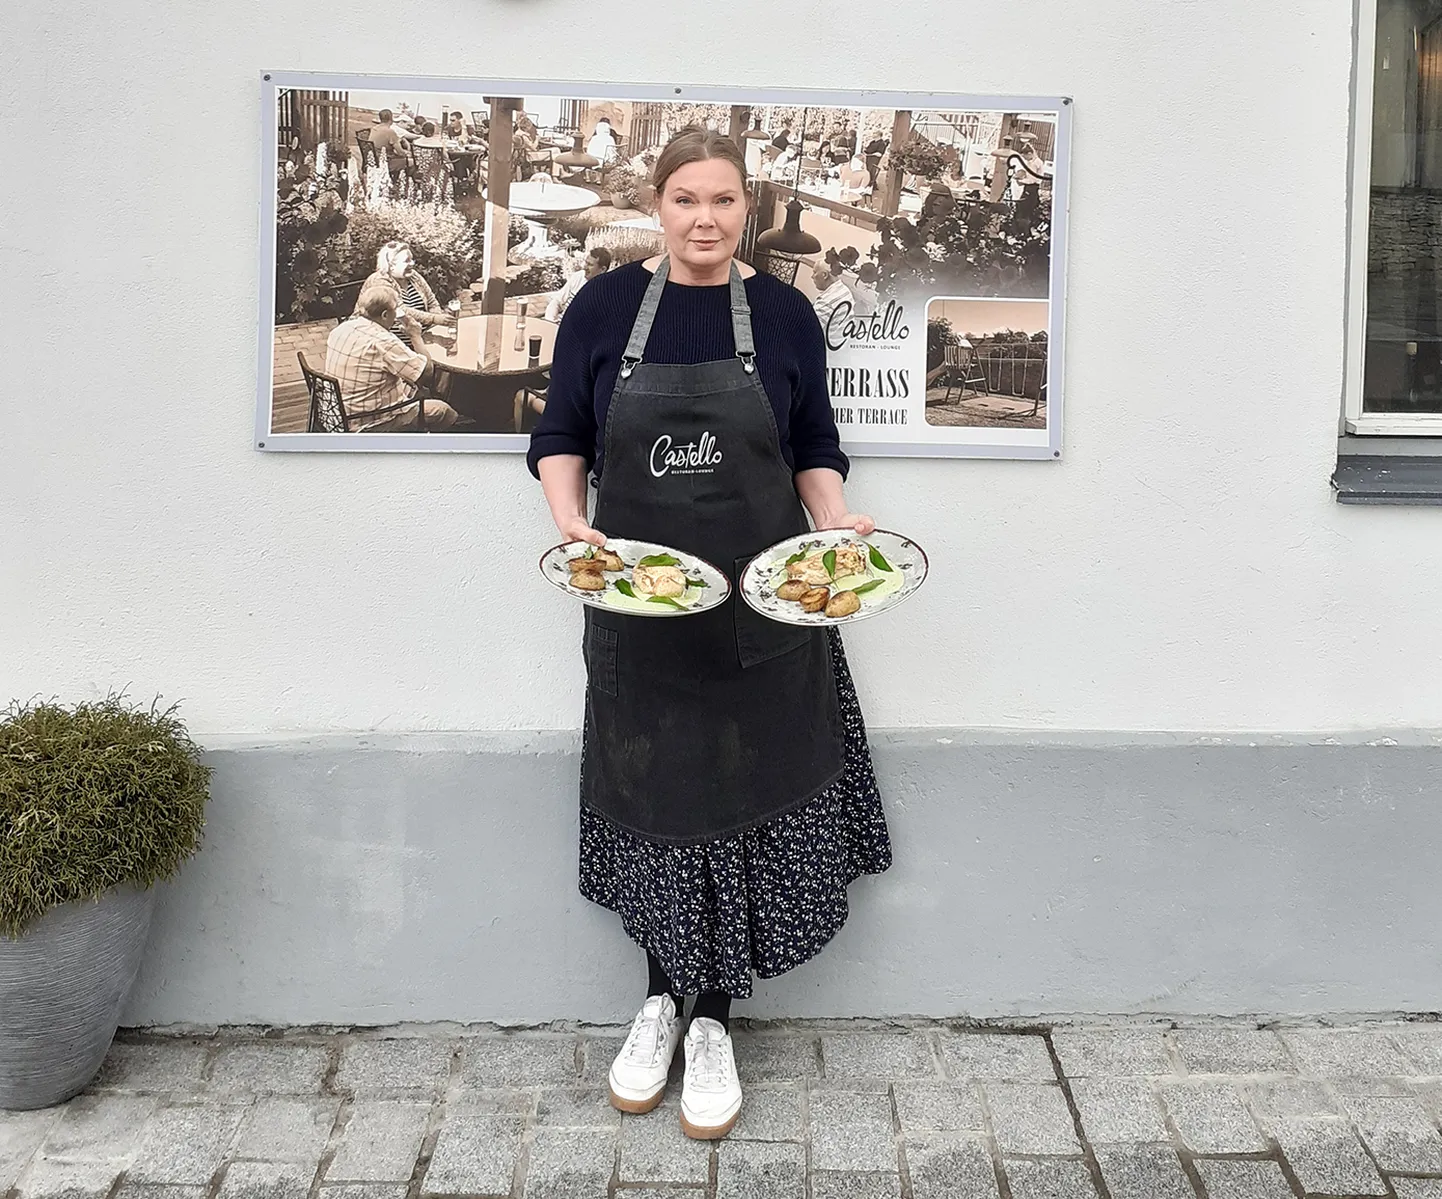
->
<box><xmin>539</xmin><ymin>538</ymin><xmax>731</xmax><ymax>617</ymax></box>
<box><xmin>739</xmin><ymin>528</ymin><xmax>929</xmax><ymax>627</ymax></box>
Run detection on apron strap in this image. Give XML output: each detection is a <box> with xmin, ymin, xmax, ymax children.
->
<box><xmin>619</xmin><ymin>257</ymin><xmax>757</xmax><ymax>378</ymax></box>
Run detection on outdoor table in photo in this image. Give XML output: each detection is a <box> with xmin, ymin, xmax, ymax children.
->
<box><xmin>423</xmin><ymin>314</ymin><xmax>558</xmax><ymax>432</ymax></box>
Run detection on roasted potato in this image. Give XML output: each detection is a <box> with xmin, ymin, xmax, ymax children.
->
<box><xmin>799</xmin><ymin>586</ymin><xmax>830</xmax><ymax>613</ymax></box>
<box><xmin>570</xmin><ymin>567</ymin><xmax>606</xmax><ymax>591</ymax></box>
<box><xmin>594</xmin><ymin>548</ymin><xmax>625</xmax><ymax>572</ymax></box>
<box><xmin>568</xmin><ymin>555</ymin><xmax>599</xmax><ymax>573</ymax></box>
<box><xmin>824</xmin><ymin>590</ymin><xmax>861</xmax><ymax>618</ymax></box>
<box><xmin>776</xmin><ymin>579</ymin><xmax>810</xmax><ymax>601</ymax></box>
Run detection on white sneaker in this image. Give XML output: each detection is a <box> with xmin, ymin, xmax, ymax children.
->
<box><xmin>679</xmin><ymin>1016</ymin><xmax>742</xmax><ymax>1139</ymax></box>
<box><xmin>608</xmin><ymin>993</ymin><xmax>682</xmax><ymax>1113</ymax></box>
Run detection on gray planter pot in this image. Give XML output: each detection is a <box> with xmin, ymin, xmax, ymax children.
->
<box><xmin>0</xmin><ymin>882</ymin><xmax>157</xmax><ymax>1110</ymax></box>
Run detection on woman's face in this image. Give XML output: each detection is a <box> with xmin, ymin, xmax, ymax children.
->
<box><xmin>389</xmin><ymin>248</ymin><xmax>413</xmax><ymax>278</ymax></box>
<box><xmin>657</xmin><ymin>158</ymin><xmax>748</xmax><ymax>275</ymax></box>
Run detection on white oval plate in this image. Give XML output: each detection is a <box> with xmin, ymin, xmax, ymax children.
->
<box><xmin>538</xmin><ymin>538</ymin><xmax>731</xmax><ymax>617</ymax></box>
<box><xmin>739</xmin><ymin>528</ymin><xmax>929</xmax><ymax>626</ymax></box>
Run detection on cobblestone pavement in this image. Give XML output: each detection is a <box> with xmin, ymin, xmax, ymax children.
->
<box><xmin>8</xmin><ymin>1019</ymin><xmax>1442</xmax><ymax>1198</ymax></box>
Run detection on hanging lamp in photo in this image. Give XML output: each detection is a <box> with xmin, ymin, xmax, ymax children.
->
<box><xmin>756</xmin><ymin>107</ymin><xmax>822</xmax><ymax>257</ymax></box>
<box><xmin>741</xmin><ymin>113</ymin><xmax>770</xmax><ymax>141</ymax></box>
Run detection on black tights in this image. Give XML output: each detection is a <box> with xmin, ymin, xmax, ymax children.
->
<box><xmin>647</xmin><ymin>950</ymin><xmax>732</xmax><ymax>1031</ymax></box>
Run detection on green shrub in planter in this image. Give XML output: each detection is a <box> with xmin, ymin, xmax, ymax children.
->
<box><xmin>0</xmin><ymin>695</ymin><xmax>210</xmax><ymax>1109</ymax></box>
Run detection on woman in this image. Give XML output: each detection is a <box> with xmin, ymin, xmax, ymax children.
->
<box><xmin>527</xmin><ymin>129</ymin><xmax>892</xmax><ymax>1140</ymax></box>
<box><xmin>362</xmin><ymin>241</ymin><xmax>446</xmax><ymax>340</ymax></box>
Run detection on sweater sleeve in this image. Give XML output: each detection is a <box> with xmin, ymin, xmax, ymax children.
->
<box><xmin>786</xmin><ymin>291</ymin><xmax>851</xmax><ymax>479</ymax></box>
<box><xmin>526</xmin><ymin>288</ymin><xmax>599</xmax><ymax>479</ymax></box>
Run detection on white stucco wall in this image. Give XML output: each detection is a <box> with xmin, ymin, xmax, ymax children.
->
<box><xmin>4</xmin><ymin>0</ymin><xmax>1437</xmax><ymax>736</ymax></box>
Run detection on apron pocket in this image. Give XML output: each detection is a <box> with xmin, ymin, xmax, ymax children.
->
<box><xmin>585</xmin><ymin>620</ymin><xmax>619</xmax><ymax>696</ymax></box>
<box><xmin>734</xmin><ymin>556</ymin><xmax>813</xmax><ymax>668</ymax></box>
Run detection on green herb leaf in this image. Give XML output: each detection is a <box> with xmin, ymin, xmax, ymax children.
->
<box><xmin>614</xmin><ymin>579</ymin><xmax>636</xmax><ymax>598</ymax></box>
<box><xmin>647</xmin><ymin>595</ymin><xmax>684</xmax><ymax>608</ymax></box>
<box><xmin>868</xmin><ymin>544</ymin><xmax>893</xmax><ymax>572</ymax></box>
<box><xmin>852</xmin><ymin>579</ymin><xmax>887</xmax><ymax>595</ymax></box>
<box><xmin>823</xmin><ymin>549</ymin><xmax>837</xmax><ymax>579</ymax></box>
<box><xmin>636</xmin><ymin>553</ymin><xmax>680</xmax><ymax>567</ymax></box>
<box><xmin>583</xmin><ymin>547</ymin><xmax>596</xmax><ymax>559</ymax></box>
<box><xmin>785</xmin><ymin>550</ymin><xmax>807</xmax><ymax>566</ymax></box>
<box><xmin>685</xmin><ymin>578</ymin><xmax>708</xmax><ymax>589</ymax></box>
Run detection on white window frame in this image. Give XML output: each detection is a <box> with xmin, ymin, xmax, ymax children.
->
<box><xmin>1345</xmin><ymin>0</ymin><xmax>1442</xmax><ymax>435</ymax></box>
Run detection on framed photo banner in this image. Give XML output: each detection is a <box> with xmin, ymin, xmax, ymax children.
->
<box><xmin>259</xmin><ymin>72</ymin><xmax>1071</xmax><ymax>459</ymax></box>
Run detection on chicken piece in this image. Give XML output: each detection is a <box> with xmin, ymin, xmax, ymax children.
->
<box><xmin>776</xmin><ymin>579</ymin><xmax>810</xmax><ymax>601</ymax></box>
<box><xmin>570</xmin><ymin>567</ymin><xmax>605</xmax><ymax>591</ymax></box>
<box><xmin>786</xmin><ymin>553</ymin><xmax>832</xmax><ymax>586</ymax></box>
<box><xmin>799</xmin><ymin>586</ymin><xmax>830</xmax><ymax>613</ymax></box>
<box><xmin>831</xmin><ymin>545</ymin><xmax>865</xmax><ymax>578</ymax></box>
<box><xmin>785</xmin><ymin>543</ymin><xmax>866</xmax><ymax>586</ymax></box>
<box><xmin>594</xmin><ymin>548</ymin><xmax>625</xmax><ymax>572</ymax></box>
<box><xmin>632</xmin><ymin>563</ymin><xmax>687</xmax><ymax>598</ymax></box>
<box><xmin>824</xmin><ymin>590</ymin><xmax>861</xmax><ymax>618</ymax></box>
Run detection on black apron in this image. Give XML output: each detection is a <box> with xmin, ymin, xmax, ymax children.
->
<box><xmin>580</xmin><ymin>257</ymin><xmax>845</xmax><ymax>846</ymax></box>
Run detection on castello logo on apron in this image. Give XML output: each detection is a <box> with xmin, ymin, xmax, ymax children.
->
<box><xmin>649</xmin><ymin>432</ymin><xmax>723</xmax><ymax>478</ymax></box>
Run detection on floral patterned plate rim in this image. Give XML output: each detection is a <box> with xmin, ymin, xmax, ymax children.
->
<box><xmin>538</xmin><ymin>537</ymin><xmax>731</xmax><ymax>617</ymax></box>
<box><xmin>739</xmin><ymin>528</ymin><xmax>929</xmax><ymax>627</ymax></box>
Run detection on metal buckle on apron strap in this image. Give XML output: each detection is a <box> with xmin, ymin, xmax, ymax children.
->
<box><xmin>736</xmin><ymin>351</ymin><xmax>756</xmax><ymax>374</ymax></box>
<box><xmin>619</xmin><ymin>355</ymin><xmax>641</xmax><ymax>379</ymax></box>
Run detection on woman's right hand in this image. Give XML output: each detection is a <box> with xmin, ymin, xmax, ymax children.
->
<box><xmin>559</xmin><ymin>516</ymin><xmax>606</xmax><ymax>547</ymax></box>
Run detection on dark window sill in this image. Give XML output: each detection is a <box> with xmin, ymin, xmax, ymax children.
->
<box><xmin>1333</xmin><ymin>439</ymin><xmax>1442</xmax><ymax>504</ymax></box>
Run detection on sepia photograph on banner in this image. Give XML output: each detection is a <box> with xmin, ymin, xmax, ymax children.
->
<box><xmin>259</xmin><ymin>75</ymin><xmax>1070</xmax><ymax>458</ymax></box>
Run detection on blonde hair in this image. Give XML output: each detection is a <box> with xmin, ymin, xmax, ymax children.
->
<box><xmin>651</xmin><ymin>127</ymin><xmax>748</xmax><ymax>197</ymax></box>
<box><xmin>375</xmin><ymin>240</ymin><xmax>412</xmax><ymax>275</ymax></box>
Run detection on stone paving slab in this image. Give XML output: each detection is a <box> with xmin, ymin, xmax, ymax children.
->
<box><xmin>1169</xmin><ymin>1026</ymin><xmax>1295</xmax><ymax>1076</ymax></box>
<box><xmin>1158</xmin><ymin>1078</ymin><xmax>1267</xmax><ymax>1153</ymax></box>
<box><xmin>1002</xmin><ymin>1157</ymin><xmax>1098</xmax><ymax>1199</ymax></box>
<box><xmin>208</xmin><ymin>1045</ymin><xmax>330</xmax><ymax>1097</ymax></box>
<box><xmin>901</xmin><ymin>1134</ymin><xmax>997</xmax><ymax>1198</ymax></box>
<box><xmin>936</xmin><ymin>1031</ymin><xmax>1054</xmax><ymax>1081</ymax></box>
<box><xmin>982</xmin><ymin>1082</ymin><xmax>1080</xmax><ymax>1154</ymax></box>
<box><xmin>1069</xmin><ymin>1077</ymin><xmax>1168</xmax><ymax>1143</ymax></box>
<box><xmin>1191</xmin><ymin>1158</ymin><xmax>1296</xmax><ymax>1199</ymax></box>
<box><xmin>10</xmin><ymin>1022</ymin><xmax>1442</xmax><ymax>1198</ymax></box>
<box><xmin>1092</xmin><ymin>1142</ymin><xmax>1193</xmax><ymax>1199</ymax></box>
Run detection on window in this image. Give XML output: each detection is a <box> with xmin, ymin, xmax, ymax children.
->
<box><xmin>1347</xmin><ymin>0</ymin><xmax>1442</xmax><ymax>434</ymax></box>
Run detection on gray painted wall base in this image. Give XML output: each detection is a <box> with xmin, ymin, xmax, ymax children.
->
<box><xmin>122</xmin><ymin>730</ymin><xmax>1442</xmax><ymax>1028</ymax></box>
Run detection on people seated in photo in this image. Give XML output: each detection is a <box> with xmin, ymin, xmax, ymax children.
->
<box><xmin>810</xmin><ymin>260</ymin><xmax>854</xmax><ymax>327</ymax></box>
<box><xmin>325</xmin><ymin>284</ymin><xmax>459</xmax><ymax>432</ymax></box>
<box><xmin>545</xmin><ymin>246</ymin><xmax>613</xmax><ymax>323</ymax></box>
<box><xmin>369</xmin><ymin>110</ymin><xmax>412</xmax><ymax>180</ymax></box>
<box><xmin>362</xmin><ymin>241</ymin><xmax>448</xmax><ymax>339</ymax></box>
<box><xmin>587</xmin><ymin>118</ymin><xmax>620</xmax><ymax>164</ymax></box>
<box><xmin>766</xmin><ymin>144</ymin><xmax>800</xmax><ymax>182</ymax></box>
<box><xmin>848</xmin><ymin>261</ymin><xmax>880</xmax><ymax>316</ymax></box>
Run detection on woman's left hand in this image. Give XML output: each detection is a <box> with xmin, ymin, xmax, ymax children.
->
<box><xmin>820</xmin><ymin>513</ymin><xmax>877</xmax><ymax>536</ymax></box>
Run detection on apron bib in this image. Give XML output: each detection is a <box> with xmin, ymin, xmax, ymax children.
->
<box><xmin>580</xmin><ymin>257</ymin><xmax>844</xmax><ymax>845</ymax></box>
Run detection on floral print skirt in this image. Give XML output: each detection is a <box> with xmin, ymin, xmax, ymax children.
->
<box><xmin>577</xmin><ymin>628</ymin><xmax>892</xmax><ymax>999</ymax></box>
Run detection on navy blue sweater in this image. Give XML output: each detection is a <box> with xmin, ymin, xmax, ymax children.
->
<box><xmin>525</xmin><ymin>261</ymin><xmax>850</xmax><ymax>481</ymax></box>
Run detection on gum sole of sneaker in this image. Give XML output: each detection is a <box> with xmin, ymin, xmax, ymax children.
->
<box><xmin>609</xmin><ymin>1084</ymin><xmax>666</xmax><ymax>1114</ymax></box>
<box><xmin>679</xmin><ymin>1108</ymin><xmax>740</xmax><ymax>1139</ymax></box>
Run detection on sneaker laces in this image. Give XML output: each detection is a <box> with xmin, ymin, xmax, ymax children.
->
<box><xmin>687</xmin><ymin>1020</ymin><xmax>732</xmax><ymax>1089</ymax></box>
<box><xmin>621</xmin><ymin>996</ymin><xmax>670</xmax><ymax>1066</ymax></box>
